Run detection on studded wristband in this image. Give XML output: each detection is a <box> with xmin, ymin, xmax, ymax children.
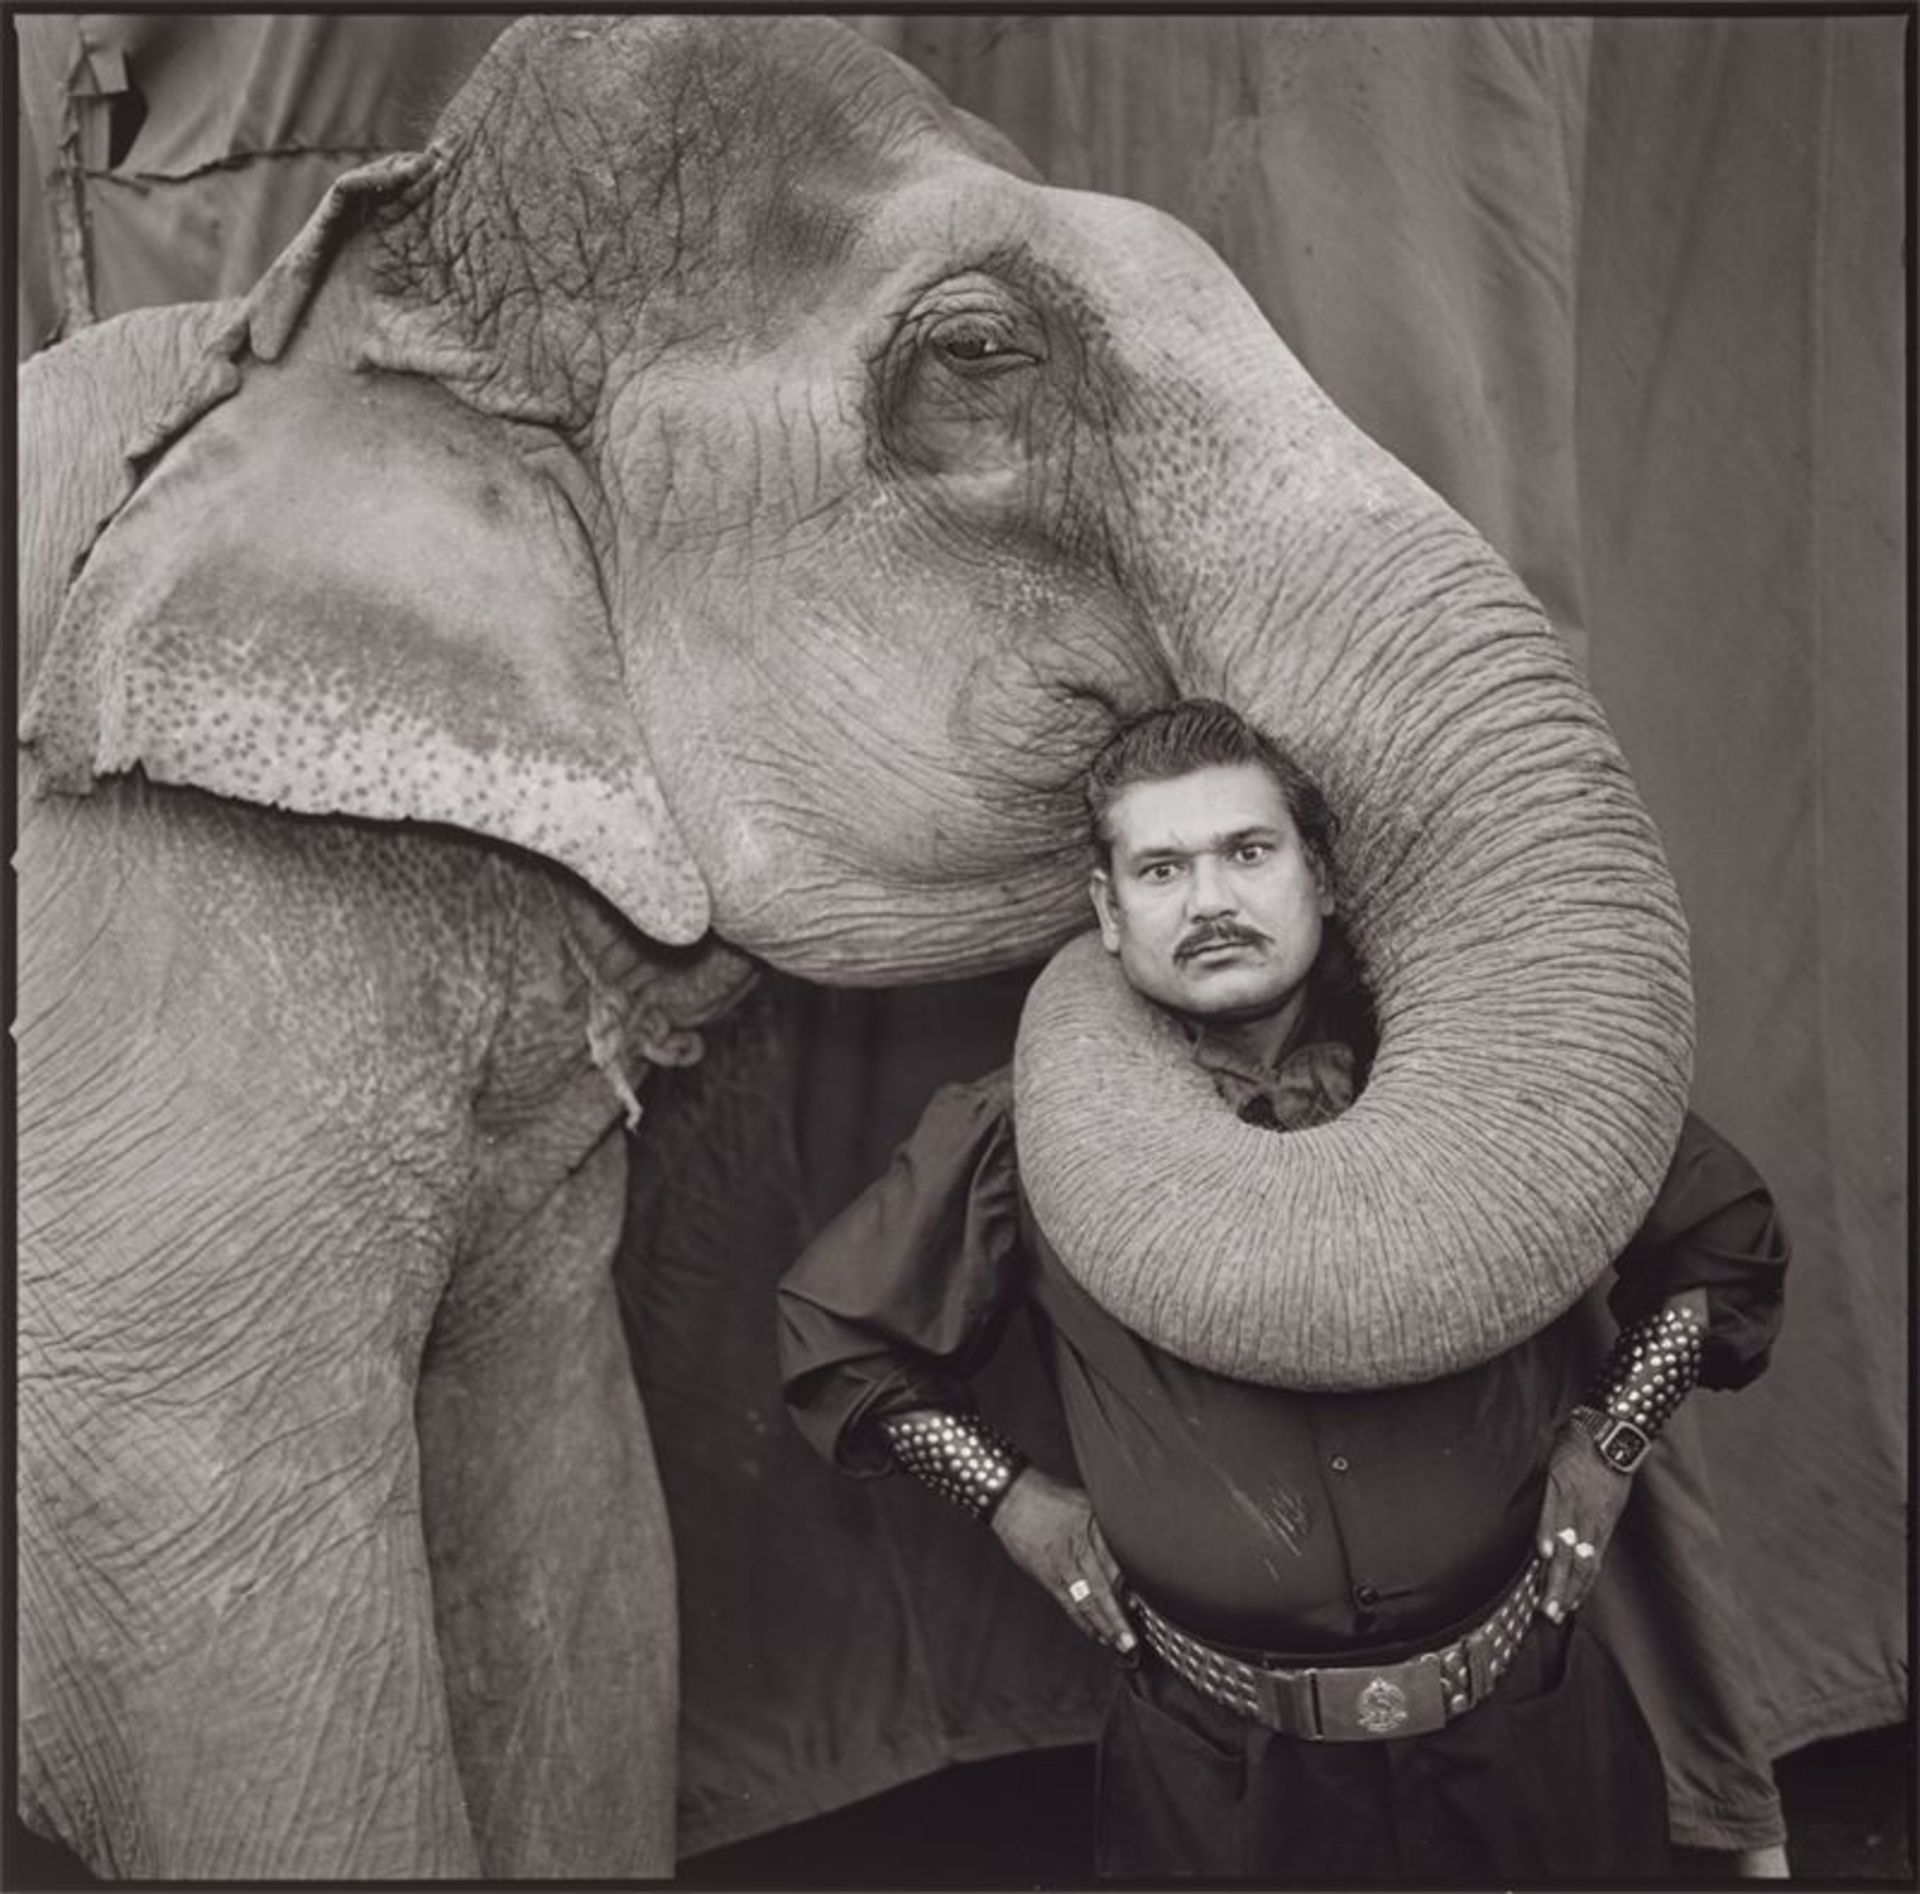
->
<box><xmin>1573</xmin><ymin>1304</ymin><xmax>1706</xmax><ymax>1473</ymax></box>
<box><xmin>878</xmin><ymin>1409</ymin><xmax>1028</xmax><ymax>1524</ymax></box>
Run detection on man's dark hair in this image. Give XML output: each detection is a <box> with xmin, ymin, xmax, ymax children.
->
<box><xmin>1085</xmin><ymin>698</ymin><xmax>1339</xmax><ymax>880</ymax></box>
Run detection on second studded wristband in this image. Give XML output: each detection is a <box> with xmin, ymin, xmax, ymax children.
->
<box><xmin>878</xmin><ymin>1408</ymin><xmax>1028</xmax><ymax>1524</ymax></box>
<box><xmin>1572</xmin><ymin>1304</ymin><xmax>1707</xmax><ymax>1473</ymax></box>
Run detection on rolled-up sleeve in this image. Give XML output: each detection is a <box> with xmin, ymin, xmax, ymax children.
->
<box><xmin>1608</xmin><ymin>1111</ymin><xmax>1790</xmax><ymax>1389</ymax></box>
<box><xmin>777</xmin><ymin>1069</ymin><xmax>1028</xmax><ymax>1475</ymax></box>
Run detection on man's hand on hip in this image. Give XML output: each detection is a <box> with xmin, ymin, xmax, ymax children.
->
<box><xmin>991</xmin><ymin>1466</ymin><xmax>1137</xmax><ymax>1658</ymax></box>
<box><xmin>1534</xmin><ymin>1417</ymin><xmax>1635</xmax><ymax>1622</ymax></box>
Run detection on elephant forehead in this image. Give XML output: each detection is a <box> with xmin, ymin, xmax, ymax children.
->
<box><xmin>446</xmin><ymin>17</ymin><xmax>979</xmax><ymax>188</ymax></box>
<box><xmin>423</xmin><ymin>18</ymin><xmax>999</xmax><ymax>341</ymax></box>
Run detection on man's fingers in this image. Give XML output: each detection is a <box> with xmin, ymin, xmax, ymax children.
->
<box><xmin>1076</xmin><ymin>1521</ymin><xmax>1136</xmax><ymax>1654</ymax></box>
<box><xmin>1537</xmin><ymin>1521</ymin><xmax>1602</xmax><ymax>1622</ymax></box>
<box><xmin>1562</xmin><ymin>1532</ymin><xmax>1601</xmax><ymax>1611</ymax></box>
<box><xmin>1065</xmin><ymin>1571</ymin><xmax>1136</xmax><ymax>1655</ymax></box>
<box><xmin>1537</xmin><ymin>1416</ymin><xmax>1633</xmax><ymax>1624</ymax></box>
<box><xmin>1537</xmin><ymin>1523</ymin><xmax>1577</xmax><ymax>1622</ymax></box>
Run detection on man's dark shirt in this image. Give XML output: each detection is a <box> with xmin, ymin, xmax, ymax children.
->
<box><xmin>777</xmin><ymin>1000</ymin><xmax>1788</xmax><ymax>1657</ymax></box>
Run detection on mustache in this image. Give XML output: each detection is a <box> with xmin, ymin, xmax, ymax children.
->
<box><xmin>1175</xmin><ymin>921</ymin><xmax>1271</xmax><ymax>961</ymax></box>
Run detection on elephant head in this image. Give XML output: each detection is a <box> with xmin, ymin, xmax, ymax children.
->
<box><xmin>25</xmin><ymin>16</ymin><xmax>1690</xmax><ymax>1383</ymax></box>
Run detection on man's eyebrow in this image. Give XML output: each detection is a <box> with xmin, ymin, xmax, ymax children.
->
<box><xmin>1120</xmin><ymin>842</ymin><xmax>1188</xmax><ymax>869</ymax></box>
<box><xmin>1123</xmin><ymin>823</ymin><xmax>1281</xmax><ymax>865</ymax></box>
<box><xmin>1197</xmin><ymin>823</ymin><xmax>1284</xmax><ymax>852</ymax></box>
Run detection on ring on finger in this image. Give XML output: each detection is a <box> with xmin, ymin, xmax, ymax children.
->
<box><xmin>1574</xmin><ymin>1541</ymin><xmax>1596</xmax><ymax>1560</ymax></box>
<box><xmin>1068</xmin><ymin>1578</ymin><xmax>1093</xmax><ymax>1604</ymax></box>
<box><xmin>1556</xmin><ymin>1526</ymin><xmax>1578</xmax><ymax>1547</ymax></box>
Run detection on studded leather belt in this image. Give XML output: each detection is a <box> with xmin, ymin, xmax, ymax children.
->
<box><xmin>1127</xmin><ymin>1558</ymin><xmax>1546</xmax><ymax>1742</ymax></box>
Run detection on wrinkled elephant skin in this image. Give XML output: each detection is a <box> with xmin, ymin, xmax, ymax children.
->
<box><xmin>18</xmin><ymin>15</ymin><xmax>1690</xmax><ymax>1880</ymax></box>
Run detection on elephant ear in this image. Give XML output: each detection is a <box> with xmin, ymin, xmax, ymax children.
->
<box><xmin>21</xmin><ymin>359</ymin><xmax>711</xmax><ymax>946</ymax></box>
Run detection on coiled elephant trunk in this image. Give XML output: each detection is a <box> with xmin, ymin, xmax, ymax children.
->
<box><xmin>1015</xmin><ymin>312</ymin><xmax>1693</xmax><ymax>1389</ymax></box>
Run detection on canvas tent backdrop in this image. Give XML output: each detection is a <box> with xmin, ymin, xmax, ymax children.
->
<box><xmin>16</xmin><ymin>10</ymin><xmax>1905</xmax><ymax>1861</ymax></box>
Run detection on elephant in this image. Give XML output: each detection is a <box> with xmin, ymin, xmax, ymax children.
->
<box><xmin>17</xmin><ymin>14</ymin><xmax>1692</xmax><ymax>1880</ymax></box>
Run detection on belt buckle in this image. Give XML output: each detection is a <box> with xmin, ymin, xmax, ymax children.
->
<box><xmin>1245</xmin><ymin>1664</ymin><xmax>1319</xmax><ymax>1740</ymax></box>
<box><xmin>1308</xmin><ymin>1658</ymin><xmax>1449</xmax><ymax>1742</ymax></box>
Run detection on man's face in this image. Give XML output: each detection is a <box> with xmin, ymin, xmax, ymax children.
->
<box><xmin>1089</xmin><ymin>762</ymin><xmax>1333</xmax><ymax>1025</ymax></box>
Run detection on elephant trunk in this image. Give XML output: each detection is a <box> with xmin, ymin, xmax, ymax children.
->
<box><xmin>1014</xmin><ymin>309</ymin><xmax>1693</xmax><ymax>1390</ymax></box>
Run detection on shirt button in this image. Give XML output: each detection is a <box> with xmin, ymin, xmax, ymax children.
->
<box><xmin>1328</xmin><ymin>1454</ymin><xmax>1350</xmax><ymax>1474</ymax></box>
<box><xmin>1355</xmin><ymin>1583</ymin><xmax>1381</xmax><ymax>1607</ymax></box>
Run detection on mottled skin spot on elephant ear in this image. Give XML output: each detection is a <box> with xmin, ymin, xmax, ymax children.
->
<box><xmin>22</xmin><ymin>361</ymin><xmax>711</xmax><ymax>948</ymax></box>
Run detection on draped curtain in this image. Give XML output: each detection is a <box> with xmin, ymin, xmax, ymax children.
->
<box><xmin>15</xmin><ymin>10</ymin><xmax>1904</xmax><ymax>1856</ymax></box>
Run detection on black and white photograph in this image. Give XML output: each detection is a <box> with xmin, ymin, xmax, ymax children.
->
<box><xmin>11</xmin><ymin>11</ymin><xmax>1908</xmax><ymax>1886</ymax></box>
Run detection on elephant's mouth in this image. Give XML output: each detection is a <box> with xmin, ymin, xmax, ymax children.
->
<box><xmin>687</xmin><ymin>616</ymin><xmax>1178</xmax><ymax>987</ymax></box>
<box><xmin>716</xmin><ymin>846</ymin><xmax>1094</xmax><ymax>988</ymax></box>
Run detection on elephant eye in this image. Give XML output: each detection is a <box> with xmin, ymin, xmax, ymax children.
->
<box><xmin>927</xmin><ymin>310</ymin><xmax>1040</xmax><ymax>378</ymax></box>
<box><xmin>880</xmin><ymin>278</ymin><xmax>1051</xmax><ymax>480</ymax></box>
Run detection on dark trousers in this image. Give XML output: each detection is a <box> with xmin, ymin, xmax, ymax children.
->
<box><xmin>1096</xmin><ymin>1615</ymin><xmax>1672</xmax><ymax>1881</ymax></box>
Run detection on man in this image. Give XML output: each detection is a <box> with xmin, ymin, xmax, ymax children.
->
<box><xmin>778</xmin><ymin>700</ymin><xmax>1788</xmax><ymax>1881</ymax></box>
